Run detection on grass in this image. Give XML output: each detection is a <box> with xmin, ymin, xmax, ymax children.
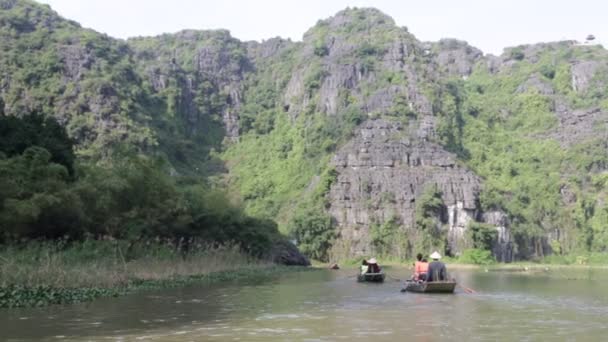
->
<box><xmin>0</xmin><ymin>240</ymin><xmax>310</xmax><ymax>308</ymax></box>
<box><xmin>0</xmin><ymin>240</ymin><xmax>262</xmax><ymax>288</ymax></box>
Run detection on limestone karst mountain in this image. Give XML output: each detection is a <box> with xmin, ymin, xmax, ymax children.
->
<box><xmin>1</xmin><ymin>0</ymin><xmax>607</xmax><ymax>261</ymax></box>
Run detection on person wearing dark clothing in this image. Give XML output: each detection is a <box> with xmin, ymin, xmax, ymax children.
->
<box><xmin>366</xmin><ymin>258</ymin><xmax>381</xmax><ymax>273</ymax></box>
<box><xmin>426</xmin><ymin>251</ymin><xmax>447</xmax><ymax>282</ymax></box>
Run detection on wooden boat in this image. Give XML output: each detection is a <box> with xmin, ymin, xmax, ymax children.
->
<box><xmin>357</xmin><ymin>272</ymin><xmax>385</xmax><ymax>283</ymax></box>
<box><xmin>401</xmin><ymin>280</ymin><xmax>456</xmax><ymax>293</ymax></box>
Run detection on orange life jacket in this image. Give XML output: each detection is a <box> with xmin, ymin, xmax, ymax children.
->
<box><xmin>415</xmin><ymin>261</ymin><xmax>429</xmax><ymax>275</ymax></box>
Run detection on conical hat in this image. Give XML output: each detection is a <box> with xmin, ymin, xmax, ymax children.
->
<box><xmin>430</xmin><ymin>251</ymin><xmax>442</xmax><ymax>259</ymax></box>
<box><xmin>368</xmin><ymin>258</ymin><xmax>377</xmax><ymax>264</ymax></box>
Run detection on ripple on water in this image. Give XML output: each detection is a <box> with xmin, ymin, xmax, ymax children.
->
<box><xmin>255</xmin><ymin>313</ymin><xmax>326</xmax><ymax>321</ymax></box>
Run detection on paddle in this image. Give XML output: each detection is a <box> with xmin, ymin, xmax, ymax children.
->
<box><xmin>400</xmin><ymin>279</ymin><xmax>416</xmax><ymax>292</ymax></box>
<box><xmin>385</xmin><ymin>274</ymin><xmax>401</xmax><ymax>282</ymax></box>
<box><xmin>457</xmin><ymin>283</ymin><xmax>477</xmax><ymax>294</ymax></box>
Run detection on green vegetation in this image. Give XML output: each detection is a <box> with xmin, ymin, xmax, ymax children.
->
<box><xmin>454</xmin><ymin>45</ymin><xmax>608</xmax><ymax>258</ymax></box>
<box><xmin>0</xmin><ymin>113</ymin><xmax>282</xmax><ymax>256</ymax></box>
<box><xmin>415</xmin><ymin>185</ymin><xmax>447</xmax><ymax>253</ymax></box>
<box><xmin>467</xmin><ymin>222</ymin><xmax>498</xmax><ymax>251</ymax></box>
<box><xmin>0</xmin><ymin>1</ymin><xmax>607</xmax><ymax>267</ymax></box>
<box><xmin>0</xmin><ymin>240</ymin><xmax>314</xmax><ymax>308</ymax></box>
<box><xmin>458</xmin><ymin>248</ymin><xmax>495</xmax><ymax>265</ymax></box>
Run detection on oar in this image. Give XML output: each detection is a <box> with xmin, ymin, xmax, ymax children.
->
<box><xmin>385</xmin><ymin>274</ymin><xmax>401</xmax><ymax>282</ymax></box>
<box><xmin>400</xmin><ymin>280</ymin><xmax>412</xmax><ymax>292</ymax></box>
<box><xmin>457</xmin><ymin>283</ymin><xmax>477</xmax><ymax>294</ymax></box>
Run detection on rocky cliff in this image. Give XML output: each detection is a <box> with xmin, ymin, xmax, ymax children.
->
<box><xmin>328</xmin><ymin>118</ymin><xmax>483</xmax><ymax>257</ymax></box>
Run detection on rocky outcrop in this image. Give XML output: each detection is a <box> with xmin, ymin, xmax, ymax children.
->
<box><xmin>516</xmin><ymin>74</ymin><xmax>555</xmax><ymax>95</ymax></box>
<box><xmin>130</xmin><ymin>30</ymin><xmax>251</xmax><ymax>139</ymax></box>
<box><xmin>432</xmin><ymin>39</ymin><xmax>483</xmax><ymax>78</ymax></box>
<box><xmin>571</xmin><ymin>60</ymin><xmax>602</xmax><ymax>93</ymax></box>
<box><xmin>549</xmin><ymin>102</ymin><xmax>608</xmax><ymax>147</ymax></box>
<box><xmin>328</xmin><ymin>119</ymin><xmax>490</xmax><ymax>257</ymax></box>
<box><xmin>270</xmin><ymin>240</ymin><xmax>311</xmax><ymax>266</ymax></box>
<box><xmin>282</xmin><ymin>8</ymin><xmax>432</xmax><ymax>119</ymax></box>
<box><xmin>482</xmin><ymin>211</ymin><xmax>512</xmax><ymax>262</ymax></box>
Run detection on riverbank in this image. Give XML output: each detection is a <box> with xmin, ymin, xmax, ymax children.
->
<box><xmin>314</xmin><ymin>257</ymin><xmax>608</xmax><ymax>271</ymax></box>
<box><xmin>0</xmin><ymin>241</ymin><xmax>311</xmax><ymax>308</ymax></box>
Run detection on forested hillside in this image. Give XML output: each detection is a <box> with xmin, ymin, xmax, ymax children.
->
<box><xmin>1</xmin><ymin>0</ymin><xmax>606</xmax><ymax>263</ymax></box>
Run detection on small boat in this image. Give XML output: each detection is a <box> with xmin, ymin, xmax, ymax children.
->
<box><xmin>357</xmin><ymin>272</ymin><xmax>386</xmax><ymax>283</ymax></box>
<box><xmin>401</xmin><ymin>280</ymin><xmax>456</xmax><ymax>293</ymax></box>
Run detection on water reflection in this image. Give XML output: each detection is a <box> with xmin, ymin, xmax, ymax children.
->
<box><xmin>1</xmin><ymin>267</ymin><xmax>607</xmax><ymax>341</ymax></box>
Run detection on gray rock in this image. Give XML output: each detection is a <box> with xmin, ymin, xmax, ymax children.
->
<box><xmin>516</xmin><ymin>74</ymin><xmax>555</xmax><ymax>95</ymax></box>
<box><xmin>328</xmin><ymin>118</ymin><xmax>483</xmax><ymax>257</ymax></box>
<box><xmin>571</xmin><ymin>60</ymin><xmax>601</xmax><ymax>93</ymax></box>
<box><xmin>433</xmin><ymin>39</ymin><xmax>483</xmax><ymax>77</ymax></box>
<box><xmin>482</xmin><ymin>210</ymin><xmax>513</xmax><ymax>262</ymax></box>
<box><xmin>548</xmin><ymin>104</ymin><xmax>608</xmax><ymax>147</ymax></box>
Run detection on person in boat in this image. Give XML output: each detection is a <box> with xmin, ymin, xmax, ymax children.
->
<box><xmin>426</xmin><ymin>251</ymin><xmax>447</xmax><ymax>282</ymax></box>
<box><xmin>360</xmin><ymin>259</ymin><xmax>369</xmax><ymax>275</ymax></box>
<box><xmin>366</xmin><ymin>258</ymin><xmax>381</xmax><ymax>274</ymax></box>
<box><xmin>413</xmin><ymin>253</ymin><xmax>429</xmax><ymax>281</ymax></box>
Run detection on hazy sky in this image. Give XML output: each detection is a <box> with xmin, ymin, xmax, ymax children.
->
<box><xmin>36</xmin><ymin>0</ymin><xmax>605</xmax><ymax>55</ymax></box>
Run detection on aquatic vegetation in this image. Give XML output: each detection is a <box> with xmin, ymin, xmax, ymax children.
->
<box><xmin>0</xmin><ymin>241</ymin><xmax>313</xmax><ymax>308</ymax></box>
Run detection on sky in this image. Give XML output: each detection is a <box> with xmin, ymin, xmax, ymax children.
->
<box><xmin>36</xmin><ymin>0</ymin><xmax>606</xmax><ymax>55</ymax></box>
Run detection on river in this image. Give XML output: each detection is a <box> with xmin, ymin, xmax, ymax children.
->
<box><xmin>1</xmin><ymin>267</ymin><xmax>608</xmax><ymax>341</ymax></box>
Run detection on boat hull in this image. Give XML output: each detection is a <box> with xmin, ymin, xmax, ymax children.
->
<box><xmin>357</xmin><ymin>272</ymin><xmax>385</xmax><ymax>283</ymax></box>
<box><xmin>402</xmin><ymin>280</ymin><xmax>456</xmax><ymax>293</ymax></box>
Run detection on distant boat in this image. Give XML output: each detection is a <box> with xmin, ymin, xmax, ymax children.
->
<box><xmin>357</xmin><ymin>272</ymin><xmax>385</xmax><ymax>283</ymax></box>
<box><xmin>586</xmin><ymin>34</ymin><xmax>596</xmax><ymax>41</ymax></box>
<box><xmin>401</xmin><ymin>280</ymin><xmax>456</xmax><ymax>293</ymax></box>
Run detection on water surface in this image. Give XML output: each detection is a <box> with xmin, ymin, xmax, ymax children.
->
<box><xmin>1</xmin><ymin>267</ymin><xmax>607</xmax><ymax>341</ymax></box>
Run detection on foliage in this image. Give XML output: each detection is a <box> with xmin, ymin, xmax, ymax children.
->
<box><xmin>467</xmin><ymin>222</ymin><xmax>498</xmax><ymax>251</ymax></box>
<box><xmin>415</xmin><ymin>185</ymin><xmax>447</xmax><ymax>253</ymax></box>
<box><xmin>458</xmin><ymin>44</ymin><xmax>608</xmax><ymax>257</ymax></box>
<box><xmin>291</xmin><ymin>208</ymin><xmax>335</xmax><ymax>261</ymax></box>
<box><xmin>458</xmin><ymin>248</ymin><xmax>495</xmax><ymax>265</ymax></box>
<box><xmin>370</xmin><ymin>216</ymin><xmax>399</xmax><ymax>256</ymax></box>
<box><xmin>0</xmin><ymin>115</ymin><xmax>279</xmax><ymax>256</ymax></box>
<box><xmin>0</xmin><ymin>113</ymin><xmax>75</xmax><ymax>174</ymax></box>
<box><xmin>0</xmin><ymin>240</ymin><xmax>314</xmax><ymax>308</ymax></box>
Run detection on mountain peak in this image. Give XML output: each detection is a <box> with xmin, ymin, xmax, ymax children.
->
<box><xmin>303</xmin><ymin>7</ymin><xmax>396</xmax><ymax>40</ymax></box>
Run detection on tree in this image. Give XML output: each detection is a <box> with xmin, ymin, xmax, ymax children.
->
<box><xmin>291</xmin><ymin>208</ymin><xmax>335</xmax><ymax>261</ymax></box>
<box><xmin>0</xmin><ymin>114</ymin><xmax>75</xmax><ymax>175</ymax></box>
<box><xmin>415</xmin><ymin>185</ymin><xmax>447</xmax><ymax>253</ymax></box>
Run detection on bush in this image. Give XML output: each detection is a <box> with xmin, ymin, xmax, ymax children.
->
<box><xmin>291</xmin><ymin>208</ymin><xmax>335</xmax><ymax>261</ymax></box>
<box><xmin>458</xmin><ymin>248</ymin><xmax>495</xmax><ymax>265</ymax></box>
<box><xmin>539</xmin><ymin>64</ymin><xmax>556</xmax><ymax>79</ymax></box>
<box><xmin>509</xmin><ymin>48</ymin><xmax>525</xmax><ymax>61</ymax></box>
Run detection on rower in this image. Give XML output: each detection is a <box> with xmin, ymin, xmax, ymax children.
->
<box><xmin>366</xmin><ymin>258</ymin><xmax>381</xmax><ymax>273</ymax></box>
<box><xmin>426</xmin><ymin>251</ymin><xmax>447</xmax><ymax>282</ymax></box>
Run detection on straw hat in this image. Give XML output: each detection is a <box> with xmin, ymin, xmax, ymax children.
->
<box><xmin>368</xmin><ymin>258</ymin><xmax>377</xmax><ymax>264</ymax></box>
<box><xmin>430</xmin><ymin>251</ymin><xmax>442</xmax><ymax>260</ymax></box>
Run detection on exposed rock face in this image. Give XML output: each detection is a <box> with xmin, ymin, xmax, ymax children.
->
<box><xmin>130</xmin><ymin>30</ymin><xmax>251</xmax><ymax>139</ymax></box>
<box><xmin>482</xmin><ymin>211</ymin><xmax>512</xmax><ymax>262</ymax></box>
<box><xmin>432</xmin><ymin>39</ymin><xmax>483</xmax><ymax>78</ymax></box>
<box><xmin>516</xmin><ymin>74</ymin><xmax>555</xmax><ymax>95</ymax></box>
<box><xmin>328</xmin><ymin>119</ymin><xmax>488</xmax><ymax>257</ymax></box>
<box><xmin>571</xmin><ymin>61</ymin><xmax>602</xmax><ymax>93</ymax></box>
<box><xmin>549</xmin><ymin>102</ymin><xmax>608</xmax><ymax>147</ymax></box>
